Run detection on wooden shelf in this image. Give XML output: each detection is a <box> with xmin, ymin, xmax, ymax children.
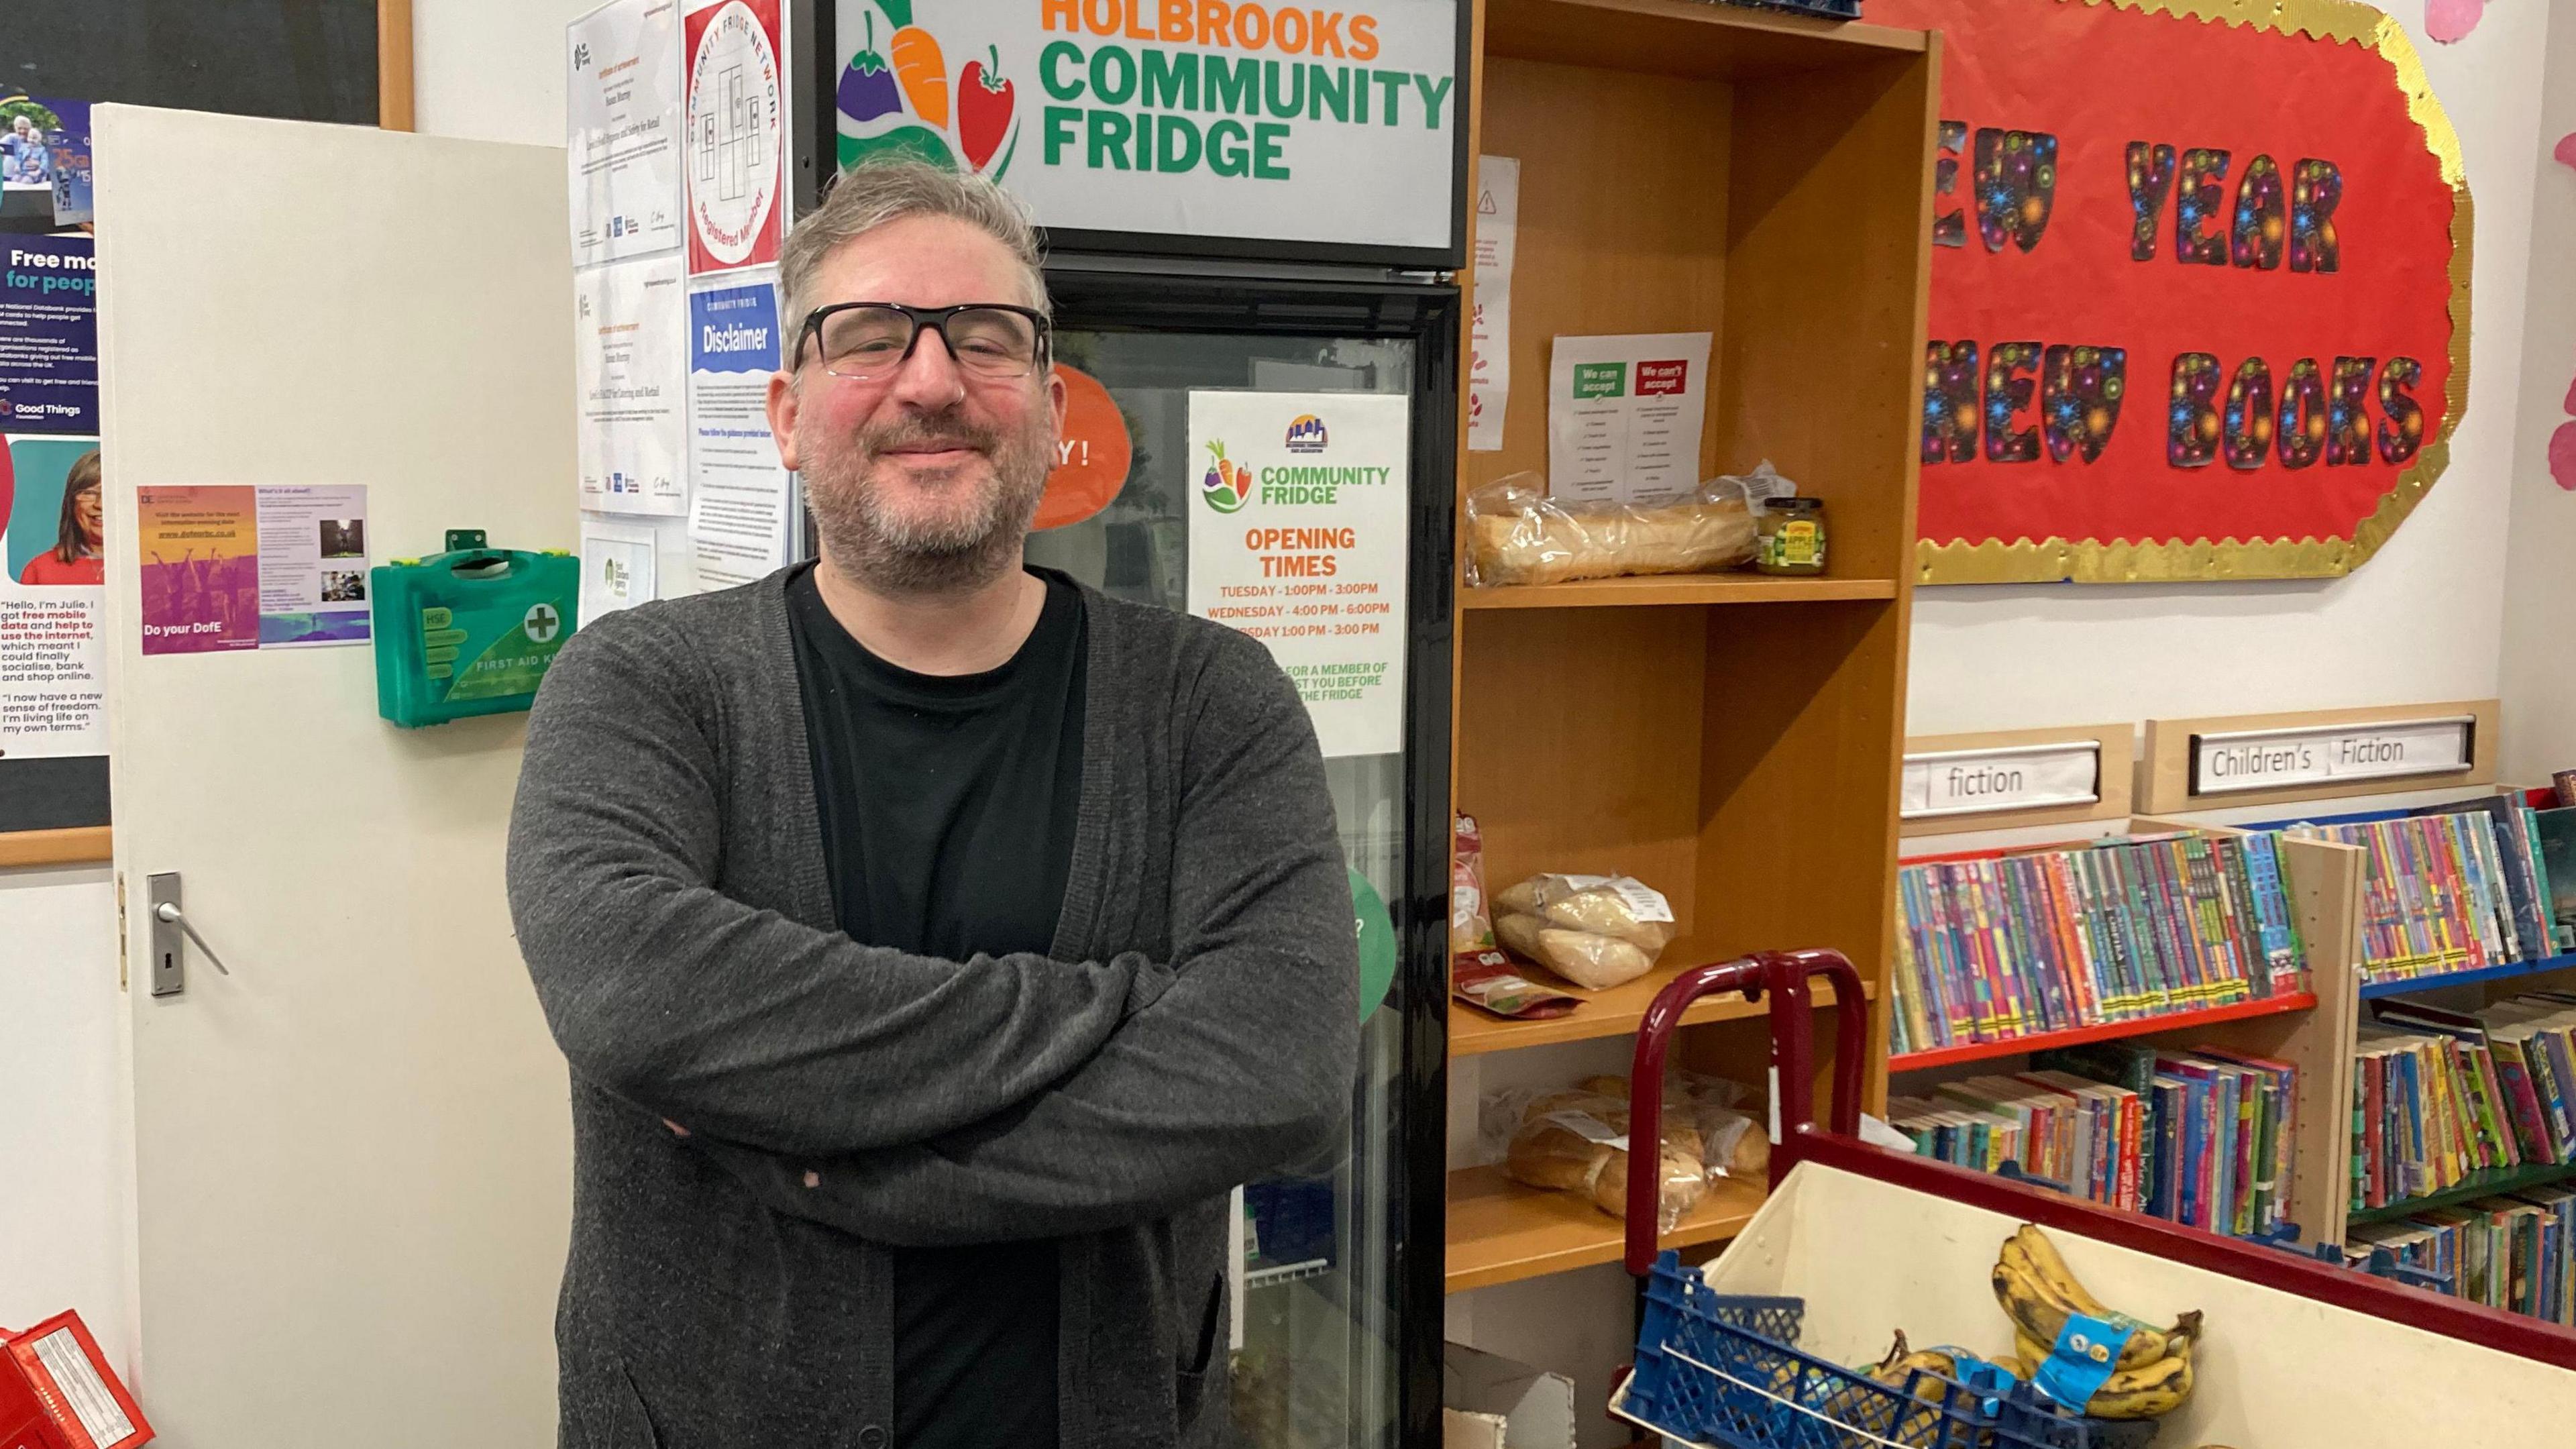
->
<box><xmin>2357</xmin><ymin>952</ymin><xmax>2576</xmax><ymax>1000</ymax></box>
<box><xmin>2347</xmin><ymin>1160</ymin><xmax>2576</xmax><ymax>1228</ymax></box>
<box><xmin>1485</xmin><ymin>0</ymin><xmax>1927</xmax><ymax>82</ymax></box>
<box><xmin>1452</xmin><ymin>945</ymin><xmax>1871</xmax><ymax>1056</ymax></box>
<box><xmin>1888</xmin><ymin>992</ymin><xmax>2318</xmax><ymax>1073</ymax></box>
<box><xmin>1445</xmin><ymin>1163</ymin><xmax>1766</xmax><ymax>1294</ymax></box>
<box><xmin>1461</xmin><ymin>575</ymin><xmax>1897</xmax><ymax>610</ymax></box>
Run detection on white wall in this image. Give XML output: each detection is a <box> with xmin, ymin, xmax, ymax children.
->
<box><xmin>1910</xmin><ymin>1</ymin><xmax>2551</xmax><ymax>741</ymax></box>
<box><xmin>0</xmin><ymin>867</ymin><xmax>128</xmax><ymax>1362</ymax></box>
<box><xmin>2499</xmin><ymin>14</ymin><xmax>2576</xmax><ymax>781</ymax></box>
<box><xmin>413</xmin><ymin>0</ymin><xmax>609</xmax><ymax>146</ymax></box>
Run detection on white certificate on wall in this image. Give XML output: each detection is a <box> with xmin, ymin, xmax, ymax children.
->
<box><xmin>576</xmin><ymin>255</ymin><xmax>689</xmax><ymax>518</ymax></box>
<box><xmin>1185</xmin><ymin>390</ymin><xmax>1409</xmax><ymax>759</ymax></box>
<box><xmin>568</xmin><ymin>0</ymin><xmax>684</xmax><ymax>265</ymax></box>
<box><xmin>1547</xmin><ymin>331</ymin><xmax>1711</xmax><ymax>505</ymax></box>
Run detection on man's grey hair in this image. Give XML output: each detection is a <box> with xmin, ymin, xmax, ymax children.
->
<box><xmin>777</xmin><ymin>159</ymin><xmax>1049</xmax><ymax>350</ymax></box>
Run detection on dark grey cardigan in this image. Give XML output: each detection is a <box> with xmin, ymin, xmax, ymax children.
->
<box><xmin>506</xmin><ymin>569</ymin><xmax>1358</xmax><ymax>1448</ymax></box>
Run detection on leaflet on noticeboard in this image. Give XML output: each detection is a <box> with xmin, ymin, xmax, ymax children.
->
<box><xmin>825</xmin><ymin>0</ymin><xmax>1459</xmax><ymax>256</ymax></box>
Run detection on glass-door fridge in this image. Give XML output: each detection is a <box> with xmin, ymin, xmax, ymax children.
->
<box><xmin>1020</xmin><ymin>261</ymin><xmax>1455</xmax><ymax>1448</ymax></box>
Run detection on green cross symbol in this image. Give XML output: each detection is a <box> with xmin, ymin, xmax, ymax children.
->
<box><xmin>524</xmin><ymin>603</ymin><xmax>561</xmax><ymax>643</ymax></box>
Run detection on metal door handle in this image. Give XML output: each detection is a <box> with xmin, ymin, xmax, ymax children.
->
<box><xmin>154</xmin><ymin>903</ymin><xmax>233</xmax><ymax>975</ymax></box>
<box><xmin>147</xmin><ymin>873</ymin><xmax>233</xmax><ymax>996</ymax></box>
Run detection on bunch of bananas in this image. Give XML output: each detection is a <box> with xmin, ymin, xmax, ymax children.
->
<box><xmin>1862</xmin><ymin>1329</ymin><xmax>1960</xmax><ymax>1388</ymax></box>
<box><xmin>1992</xmin><ymin>1224</ymin><xmax>2204</xmax><ymax>1420</ymax></box>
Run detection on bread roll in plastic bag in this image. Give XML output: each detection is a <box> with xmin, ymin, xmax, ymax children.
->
<box><xmin>1588</xmin><ymin>1141</ymin><xmax>1710</xmax><ymax>1231</ymax></box>
<box><xmin>1494</xmin><ymin>912</ymin><xmax>1653</xmax><ymax>991</ymax></box>
<box><xmin>1465</xmin><ymin>471</ymin><xmax>1756</xmax><ymax>588</ymax></box>
<box><xmin>1493</xmin><ymin>1087</ymin><xmax>1711</xmax><ymax>1232</ymax></box>
<box><xmin>1501</xmin><ymin>1093</ymin><xmax>1630</xmax><ymax>1193</ymax></box>
<box><xmin>1492</xmin><ymin>873</ymin><xmax>1675</xmax><ymax>952</ymax></box>
<box><xmin>1580</xmin><ymin>1071</ymin><xmax>1766</xmax><ymax>1179</ymax></box>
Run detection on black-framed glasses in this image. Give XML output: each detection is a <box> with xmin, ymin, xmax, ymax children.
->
<box><xmin>795</xmin><ymin>302</ymin><xmax>1052</xmax><ymax>383</ymax></box>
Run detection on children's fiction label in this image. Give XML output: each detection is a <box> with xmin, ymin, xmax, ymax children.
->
<box><xmin>1902</xmin><ymin>741</ymin><xmax>2103</xmax><ymax>819</ymax></box>
<box><xmin>2188</xmin><ymin>716</ymin><xmax>2473</xmax><ymax>796</ymax></box>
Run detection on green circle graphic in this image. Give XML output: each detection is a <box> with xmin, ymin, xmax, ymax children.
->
<box><xmin>1350</xmin><ymin>867</ymin><xmax>1397</xmax><ymax>1022</ymax></box>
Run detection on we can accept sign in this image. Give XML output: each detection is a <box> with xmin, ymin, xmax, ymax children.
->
<box><xmin>1864</xmin><ymin>0</ymin><xmax>2467</xmax><ymax>584</ymax></box>
<box><xmin>833</xmin><ymin>0</ymin><xmax>1458</xmax><ymax>252</ymax></box>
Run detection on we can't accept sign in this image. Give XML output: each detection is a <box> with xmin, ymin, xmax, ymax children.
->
<box><xmin>1868</xmin><ymin>0</ymin><xmax>2469</xmax><ymax>584</ymax></box>
<box><xmin>831</xmin><ymin>0</ymin><xmax>1458</xmax><ymax>252</ymax></box>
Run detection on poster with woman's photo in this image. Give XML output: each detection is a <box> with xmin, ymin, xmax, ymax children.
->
<box><xmin>0</xmin><ymin>433</ymin><xmax>106</xmax><ymax>757</ymax></box>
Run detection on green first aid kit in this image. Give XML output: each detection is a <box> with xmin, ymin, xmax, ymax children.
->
<box><xmin>372</xmin><ymin>531</ymin><xmax>581</xmax><ymax>727</ymax></box>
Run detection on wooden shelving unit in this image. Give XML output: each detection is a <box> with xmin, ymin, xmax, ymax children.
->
<box><xmin>1460</xmin><ymin>576</ymin><xmax>1898</xmax><ymax>610</ymax></box>
<box><xmin>1452</xmin><ymin>951</ymin><xmax>1872</xmax><ymax>1057</ymax></box>
<box><xmin>1445</xmin><ymin>1164</ymin><xmax>1768</xmax><ymax>1294</ymax></box>
<box><xmin>1445</xmin><ymin>0</ymin><xmax>1936</xmax><ymax>1296</ymax></box>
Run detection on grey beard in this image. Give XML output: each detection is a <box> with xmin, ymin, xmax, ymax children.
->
<box><xmin>804</xmin><ymin>437</ymin><xmax>1049</xmax><ymax>598</ymax></box>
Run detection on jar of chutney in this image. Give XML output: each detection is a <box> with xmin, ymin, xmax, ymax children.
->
<box><xmin>1755</xmin><ymin>497</ymin><xmax>1827</xmax><ymax>576</ymax></box>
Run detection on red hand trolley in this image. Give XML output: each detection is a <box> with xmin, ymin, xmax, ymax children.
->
<box><xmin>1607</xmin><ymin>949</ymin><xmax>2576</xmax><ymax>1449</ymax></box>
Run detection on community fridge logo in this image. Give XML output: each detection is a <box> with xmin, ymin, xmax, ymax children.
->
<box><xmin>1200</xmin><ymin>439</ymin><xmax>1251</xmax><ymax>513</ymax></box>
<box><xmin>1284</xmin><ymin>413</ymin><xmax>1327</xmax><ymax>453</ymax></box>
<box><xmin>837</xmin><ymin>0</ymin><xmax>1020</xmax><ymax>178</ymax></box>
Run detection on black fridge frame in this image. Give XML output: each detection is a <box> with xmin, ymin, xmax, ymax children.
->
<box><xmin>1043</xmin><ymin>264</ymin><xmax>1457</xmax><ymax>1449</ymax></box>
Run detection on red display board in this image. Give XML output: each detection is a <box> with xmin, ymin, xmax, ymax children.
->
<box><xmin>1866</xmin><ymin>0</ymin><xmax>2470</xmax><ymax>584</ymax></box>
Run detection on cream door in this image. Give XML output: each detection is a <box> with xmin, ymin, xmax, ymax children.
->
<box><xmin>97</xmin><ymin>106</ymin><xmax>577</xmax><ymax>1447</ymax></box>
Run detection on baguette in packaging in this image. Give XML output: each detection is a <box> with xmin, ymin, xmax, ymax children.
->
<box><xmin>1466</xmin><ymin>472</ymin><xmax>1758</xmax><ymax>588</ymax></box>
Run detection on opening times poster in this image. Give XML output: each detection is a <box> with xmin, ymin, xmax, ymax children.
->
<box><xmin>1185</xmin><ymin>390</ymin><xmax>1407</xmax><ymax>759</ymax></box>
<box><xmin>570</xmin><ymin>0</ymin><xmax>686</xmax><ymax>265</ymax></box>
<box><xmin>135</xmin><ymin>485</ymin><xmax>372</xmax><ymax>655</ymax></box>
<box><xmin>1</xmin><ymin>433</ymin><xmax>103</xmax><ymax>757</ymax></box>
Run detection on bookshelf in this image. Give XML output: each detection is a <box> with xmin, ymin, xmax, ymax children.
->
<box><xmin>2345</xmin><ymin>1162</ymin><xmax>2576</xmax><ymax>1229</ymax></box>
<box><xmin>1444</xmin><ymin>0</ymin><xmax>1935</xmax><ymax>1297</ymax></box>
<box><xmin>1888</xmin><ymin>991</ymin><xmax>2320</xmax><ymax>1073</ymax></box>
<box><xmin>2355</xmin><ymin>951</ymin><xmax>2576</xmax><ymax>1001</ymax></box>
<box><xmin>1882</xmin><ymin>823</ymin><xmax>2366</xmax><ymax>1248</ymax></box>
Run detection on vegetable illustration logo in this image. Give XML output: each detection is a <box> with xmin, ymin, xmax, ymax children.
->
<box><xmin>1200</xmin><ymin>439</ymin><xmax>1252</xmax><ymax>514</ymax></box>
<box><xmin>837</xmin><ymin>0</ymin><xmax>1019</xmax><ymax>178</ymax></box>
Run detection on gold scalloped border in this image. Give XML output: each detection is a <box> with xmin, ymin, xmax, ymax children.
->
<box><xmin>1916</xmin><ymin>2</ymin><xmax>2472</xmax><ymax>586</ymax></box>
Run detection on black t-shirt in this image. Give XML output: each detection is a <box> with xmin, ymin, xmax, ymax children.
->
<box><xmin>785</xmin><ymin>563</ymin><xmax>1087</xmax><ymax>1448</ymax></box>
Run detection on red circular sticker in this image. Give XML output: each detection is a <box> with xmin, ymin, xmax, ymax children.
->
<box><xmin>1034</xmin><ymin>364</ymin><xmax>1131</xmax><ymax>531</ymax></box>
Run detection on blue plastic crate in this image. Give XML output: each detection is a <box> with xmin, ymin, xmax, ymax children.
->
<box><xmin>1621</xmin><ymin>1252</ymin><xmax>2102</xmax><ymax>1449</ymax></box>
